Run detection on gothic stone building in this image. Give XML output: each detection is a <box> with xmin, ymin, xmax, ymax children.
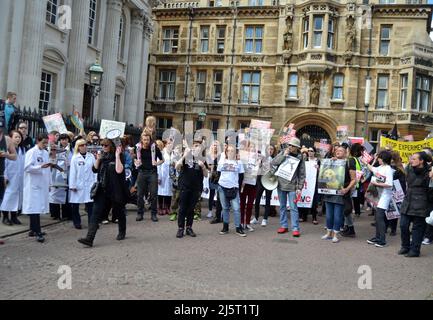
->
<box><xmin>146</xmin><ymin>0</ymin><xmax>433</xmax><ymax>146</ymax></box>
<box><xmin>0</xmin><ymin>0</ymin><xmax>152</xmax><ymax>125</ymax></box>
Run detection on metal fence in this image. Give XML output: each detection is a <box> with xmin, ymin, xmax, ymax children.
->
<box><xmin>12</xmin><ymin>106</ymin><xmax>143</xmax><ymax>144</ymax></box>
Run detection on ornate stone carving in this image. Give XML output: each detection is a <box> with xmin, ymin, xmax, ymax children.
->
<box><xmin>283</xmin><ymin>16</ymin><xmax>293</xmax><ymax>52</ymax></box>
<box><xmin>345</xmin><ymin>16</ymin><xmax>356</xmax><ymax>52</ymax></box>
<box><xmin>310</xmin><ymin>73</ymin><xmax>321</xmax><ymax>106</ymax></box>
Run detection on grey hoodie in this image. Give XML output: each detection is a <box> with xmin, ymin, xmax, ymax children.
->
<box><xmin>271</xmin><ymin>151</ymin><xmax>306</xmax><ymax>192</ymax></box>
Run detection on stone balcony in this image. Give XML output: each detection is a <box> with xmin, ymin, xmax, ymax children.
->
<box><xmin>371</xmin><ymin>110</ymin><xmax>433</xmax><ymax>126</ymax></box>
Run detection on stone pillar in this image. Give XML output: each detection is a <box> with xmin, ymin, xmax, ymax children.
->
<box><xmin>64</xmin><ymin>0</ymin><xmax>90</xmax><ymax>115</ymax></box>
<box><xmin>97</xmin><ymin>0</ymin><xmax>123</xmax><ymax>120</ymax></box>
<box><xmin>18</xmin><ymin>0</ymin><xmax>46</xmax><ymax>109</ymax></box>
<box><xmin>137</xmin><ymin>18</ymin><xmax>152</xmax><ymax>126</ymax></box>
<box><xmin>0</xmin><ymin>0</ymin><xmax>11</xmax><ymax>96</ymax></box>
<box><xmin>123</xmin><ymin>10</ymin><xmax>144</xmax><ymax>124</ymax></box>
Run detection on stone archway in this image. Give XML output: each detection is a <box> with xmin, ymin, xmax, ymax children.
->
<box><xmin>283</xmin><ymin>112</ymin><xmax>338</xmax><ymax>145</ymax></box>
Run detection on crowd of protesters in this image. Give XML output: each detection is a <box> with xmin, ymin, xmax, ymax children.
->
<box><xmin>0</xmin><ymin>92</ymin><xmax>432</xmax><ymax>257</ymax></box>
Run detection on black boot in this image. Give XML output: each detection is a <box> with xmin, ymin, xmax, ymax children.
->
<box><xmin>116</xmin><ymin>221</ymin><xmax>126</xmax><ymax>241</ymax></box>
<box><xmin>2</xmin><ymin>212</ymin><xmax>12</xmax><ymax>226</ymax></box>
<box><xmin>151</xmin><ymin>214</ymin><xmax>158</xmax><ymax>222</ymax></box>
<box><xmin>219</xmin><ymin>223</ymin><xmax>229</xmax><ymax>235</ymax></box>
<box><xmin>78</xmin><ymin>223</ymin><xmax>99</xmax><ymax>247</ymax></box>
<box><xmin>10</xmin><ymin>213</ymin><xmax>22</xmax><ymax>225</ymax></box>
<box><xmin>136</xmin><ymin>213</ymin><xmax>144</xmax><ymax>221</ymax></box>
<box><xmin>341</xmin><ymin>226</ymin><xmax>356</xmax><ymax>237</ymax></box>
<box><xmin>186</xmin><ymin>227</ymin><xmax>196</xmax><ymax>237</ymax></box>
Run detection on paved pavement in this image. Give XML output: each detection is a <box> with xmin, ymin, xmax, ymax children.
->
<box><xmin>0</xmin><ymin>204</ymin><xmax>432</xmax><ymax>300</ymax></box>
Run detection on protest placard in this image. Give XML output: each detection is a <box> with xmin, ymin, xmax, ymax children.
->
<box><xmin>297</xmin><ymin>160</ymin><xmax>318</xmax><ymax>208</ymax></box>
<box><xmin>43</xmin><ymin>113</ymin><xmax>68</xmax><ymax>134</ymax></box>
<box><xmin>349</xmin><ymin>137</ymin><xmax>364</xmax><ymax>145</ymax></box>
<box><xmin>99</xmin><ymin>120</ymin><xmax>126</xmax><ymax>139</ymax></box>
<box><xmin>380</xmin><ymin>136</ymin><xmax>433</xmax><ymax>163</ymax></box>
<box><xmin>275</xmin><ymin>156</ymin><xmax>300</xmax><ymax>182</ymax></box>
<box><xmin>250</xmin><ymin>119</ymin><xmax>271</xmax><ymax>129</ymax></box>
<box><xmin>317</xmin><ymin>159</ymin><xmax>346</xmax><ymax>195</ymax></box>
<box><xmin>336</xmin><ymin>125</ymin><xmax>349</xmax><ymax>142</ymax></box>
<box><xmin>240</xmin><ymin>150</ymin><xmax>260</xmax><ymax>185</ymax></box>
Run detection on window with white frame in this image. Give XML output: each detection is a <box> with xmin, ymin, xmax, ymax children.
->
<box><xmin>200</xmin><ymin>26</ymin><xmax>209</xmax><ymax>53</ymax></box>
<box><xmin>162</xmin><ymin>27</ymin><xmax>179</xmax><ymax>53</ymax></box>
<box><xmin>159</xmin><ymin>70</ymin><xmax>176</xmax><ymax>100</ymax></box>
<box><xmin>88</xmin><ymin>0</ymin><xmax>98</xmax><ymax>45</ymax></box>
<box><xmin>376</xmin><ymin>75</ymin><xmax>389</xmax><ymax>109</ymax></box>
<box><xmin>332</xmin><ymin>74</ymin><xmax>344</xmax><ymax>100</ymax></box>
<box><xmin>249</xmin><ymin>0</ymin><xmax>264</xmax><ymax>5</ymax></box>
<box><xmin>113</xmin><ymin>94</ymin><xmax>120</xmax><ymax>120</ymax></box>
<box><xmin>156</xmin><ymin>117</ymin><xmax>173</xmax><ymax>139</ymax></box>
<box><xmin>415</xmin><ymin>75</ymin><xmax>431</xmax><ymax>112</ymax></box>
<box><xmin>197</xmin><ymin>71</ymin><xmax>207</xmax><ymax>101</ymax></box>
<box><xmin>211</xmin><ymin>119</ymin><xmax>219</xmax><ymax>140</ymax></box>
<box><xmin>209</xmin><ymin>0</ymin><xmax>223</xmax><ymax>7</ymax></box>
<box><xmin>327</xmin><ymin>19</ymin><xmax>335</xmax><ymax>49</ymax></box>
<box><xmin>287</xmin><ymin>73</ymin><xmax>298</xmax><ymax>99</ymax></box>
<box><xmin>46</xmin><ymin>0</ymin><xmax>58</xmax><ymax>25</ymax></box>
<box><xmin>245</xmin><ymin>26</ymin><xmax>263</xmax><ymax>54</ymax></box>
<box><xmin>313</xmin><ymin>16</ymin><xmax>324</xmax><ymax>48</ymax></box>
<box><xmin>213</xmin><ymin>70</ymin><xmax>223</xmax><ymax>102</ymax></box>
<box><xmin>303</xmin><ymin>17</ymin><xmax>309</xmax><ymax>49</ymax></box>
<box><xmin>379</xmin><ymin>0</ymin><xmax>396</xmax><ymax>3</ymax></box>
<box><xmin>39</xmin><ymin>71</ymin><xmax>54</xmax><ymax>115</ymax></box>
<box><xmin>380</xmin><ymin>26</ymin><xmax>391</xmax><ymax>56</ymax></box>
<box><xmin>400</xmin><ymin>74</ymin><xmax>408</xmax><ymax>110</ymax></box>
<box><xmin>216</xmin><ymin>26</ymin><xmax>226</xmax><ymax>54</ymax></box>
<box><xmin>118</xmin><ymin>14</ymin><xmax>125</xmax><ymax>60</ymax></box>
<box><xmin>241</xmin><ymin>71</ymin><xmax>261</xmax><ymax>104</ymax></box>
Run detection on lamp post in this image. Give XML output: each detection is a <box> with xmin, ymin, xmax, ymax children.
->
<box><xmin>89</xmin><ymin>60</ymin><xmax>104</xmax><ymax>121</ymax></box>
<box><xmin>364</xmin><ymin>76</ymin><xmax>371</xmax><ymax>140</ymax></box>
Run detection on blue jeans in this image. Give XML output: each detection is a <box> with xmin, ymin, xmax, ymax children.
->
<box><xmin>277</xmin><ymin>189</ymin><xmax>300</xmax><ymax>231</ymax></box>
<box><xmin>218</xmin><ymin>186</ymin><xmax>241</xmax><ymax>228</ymax></box>
<box><xmin>325</xmin><ymin>201</ymin><xmax>344</xmax><ymax>232</ymax></box>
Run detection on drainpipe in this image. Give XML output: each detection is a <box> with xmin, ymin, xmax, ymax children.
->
<box><xmin>184</xmin><ymin>6</ymin><xmax>194</xmax><ymax>133</ymax></box>
<box><xmin>227</xmin><ymin>3</ymin><xmax>238</xmax><ymax>130</ymax></box>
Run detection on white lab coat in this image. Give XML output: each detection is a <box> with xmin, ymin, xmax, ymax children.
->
<box><xmin>49</xmin><ymin>149</ymin><xmax>71</xmax><ymax>204</ymax></box>
<box><xmin>68</xmin><ymin>152</ymin><xmax>97</xmax><ymax>204</ymax></box>
<box><xmin>0</xmin><ymin>148</ymin><xmax>25</xmax><ymax>212</ymax></box>
<box><xmin>22</xmin><ymin>146</ymin><xmax>50</xmax><ymax>215</ymax></box>
<box><xmin>157</xmin><ymin>150</ymin><xmax>173</xmax><ymax>196</ymax></box>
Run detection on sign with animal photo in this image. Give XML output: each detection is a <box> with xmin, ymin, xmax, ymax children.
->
<box><xmin>275</xmin><ymin>156</ymin><xmax>300</xmax><ymax>182</ymax></box>
<box><xmin>99</xmin><ymin>119</ymin><xmax>126</xmax><ymax>139</ymax></box>
<box><xmin>386</xmin><ymin>199</ymin><xmax>401</xmax><ymax>220</ymax></box>
<box><xmin>317</xmin><ymin>159</ymin><xmax>346</xmax><ymax>195</ymax></box>
<box><xmin>240</xmin><ymin>150</ymin><xmax>260</xmax><ymax>185</ymax></box>
<box><xmin>43</xmin><ymin>113</ymin><xmax>68</xmax><ymax>134</ymax></box>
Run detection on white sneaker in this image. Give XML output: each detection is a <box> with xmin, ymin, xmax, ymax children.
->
<box><xmin>250</xmin><ymin>218</ymin><xmax>259</xmax><ymax>225</ymax></box>
<box><xmin>245</xmin><ymin>224</ymin><xmax>255</xmax><ymax>232</ymax></box>
<box><xmin>422</xmin><ymin>238</ymin><xmax>432</xmax><ymax>245</ymax></box>
<box><xmin>102</xmin><ymin>220</ymin><xmax>109</xmax><ymax>225</ymax></box>
<box><xmin>207</xmin><ymin>211</ymin><xmax>213</xmax><ymax>218</ymax></box>
<box><xmin>261</xmin><ymin>219</ymin><xmax>268</xmax><ymax>227</ymax></box>
<box><xmin>321</xmin><ymin>233</ymin><xmax>332</xmax><ymax>240</ymax></box>
<box><xmin>332</xmin><ymin>235</ymin><xmax>340</xmax><ymax>243</ymax></box>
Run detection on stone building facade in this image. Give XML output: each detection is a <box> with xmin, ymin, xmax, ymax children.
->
<box><xmin>0</xmin><ymin>0</ymin><xmax>152</xmax><ymax>125</ymax></box>
<box><xmin>146</xmin><ymin>0</ymin><xmax>433</xmax><ymax>146</ymax></box>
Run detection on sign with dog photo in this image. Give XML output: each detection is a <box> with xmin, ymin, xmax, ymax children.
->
<box><xmin>317</xmin><ymin>159</ymin><xmax>346</xmax><ymax>195</ymax></box>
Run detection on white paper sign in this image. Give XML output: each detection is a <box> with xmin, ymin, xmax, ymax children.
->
<box><xmin>99</xmin><ymin>120</ymin><xmax>126</xmax><ymax>139</ymax></box>
<box><xmin>43</xmin><ymin>113</ymin><xmax>68</xmax><ymax>134</ymax></box>
<box><xmin>275</xmin><ymin>156</ymin><xmax>300</xmax><ymax>182</ymax></box>
<box><xmin>297</xmin><ymin>161</ymin><xmax>318</xmax><ymax>209</ymax></box>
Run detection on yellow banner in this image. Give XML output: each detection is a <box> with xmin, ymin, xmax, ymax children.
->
<box><xmin>380</xmin><ymin>136</ymin><xmax>433</xmax><ymax>163</ymax></box>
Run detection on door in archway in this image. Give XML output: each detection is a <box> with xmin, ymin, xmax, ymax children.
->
<box><xmin>296</xmin><ymin>125</ymin><xmax>331</xmax><ymax>148</ymax></box>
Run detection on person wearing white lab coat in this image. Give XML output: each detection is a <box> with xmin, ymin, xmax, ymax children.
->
<box><xmin>49</xmin><ymin>133</ymin><xmax>72</xmax><ymax>220</ymax></box>
<box><xmin>0</xmin><ymin>130</ymin><xmax>25</xmax><ymax>225</ymax></box>
<box><xmin>69</xmin><ymin>139</ymin><xmax>97</xmax><ymax>229</ymax></box>
<box><xmin>23</xmin><ymin>133</ymin><xmax>51</xmax><ymax>243</ymax></box>
<box><xmin>157</xmin><ymin>143</ymin><xmax>173</xmax><ymax>215</ymax></box>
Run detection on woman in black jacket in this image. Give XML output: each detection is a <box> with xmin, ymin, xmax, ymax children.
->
<box><xmin>78</xmin><ymin>139</ymin><xmax>128</xmax><ymax>247</ymax></box>
<box><xmin>399</xmin><ymin>151</ymin><xmax>432</xmax><ymax>257</ymax></box>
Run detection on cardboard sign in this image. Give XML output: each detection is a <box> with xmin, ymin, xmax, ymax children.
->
<box><xmin>99</xmin><ymin>120</ymin><xmax>126</xmax><ymax>139</ymax></box>
<box><xmin>43</xmin><ymin>113</ymin><xmax>68</xmax><ymax>134</ymax></box>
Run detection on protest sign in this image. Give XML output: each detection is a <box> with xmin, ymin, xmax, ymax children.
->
<box><xmin>393</xmin><ymin>179</ymin><xmax>405</xmax><ymax>203</ymax></box>
<box><xmin>240</xmin><ymin>150</ymin><xmax>260</xmax><ymax>185</ymax></box>
<box><xmin>43</xmin><ymin>113</ymin><xmax>68</xmax><ymax>134</ymax></box>
<box><xmin>250</xmin><ymin>119</ymin><xmax>271</xmax><ymax>129</ymax></box>
<box><xmin>99</xmin><ymin>120</ymin><xmax>126</xmax><ymax>139</ymax></box>
<box><xmin>317</xmin><ymin>159</ymin><xmax>346</xmax><ymax>195</ymax></box>
<box><xmin>275</xmin><ymin>156</ymin><xmax>300</xmax><ymax>182</ymax></box>
<box><xmin>336</xmin><ymin>125</ymin><xmax>349</xmax><ymax>142</ymax></box>
<box><xmin>386</xmin><ymin>199</ymin><xmax>401</xmax><ymax>220</ymax></box>
<box><xmin>349</xmin><ymin>137</ymin><xmax>364</xmax><ymax>145</ymax></box>
<box><xmin>361</xmin><ymin>150</ymin><xmax>373</xmax><ymax>164</ymax></box>
<box><xmin>380</xmin><ymin>136</ymin><xmax>433</xmax><ymax>163</ymax></box>
<box><xmin>403</xmin><ymin>135</ymin><xmax>414</xmax><ymax>142</ymax></box>
<box><xmin>362</xmin><ymin>141</ymin><xmax>374</xmax><ymax>154</ymax></box>
<box><xmin>297</xmin><ymin>161</ymin><xmax>318</xmax><ymax>208</ymax></box>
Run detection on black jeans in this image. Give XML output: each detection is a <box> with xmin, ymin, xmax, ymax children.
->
<box><xmin>50</xmin><ymin>203</ymin><xmax>71</xmax><ymax>220</ymax></box>
<box><xmin>374</xmin><ymin>208</ymin><xmax>387</xmax><ymax>244</ymax></box>
<box><xmin>353</xmin><ymin>195</ymin><xmax>361</xmax><ymax>216</ymax></box>
<box><xmin>209</xmin><ymin>188</ymin><xmax>217</xmax><ymax>211</ymax></box>
<box><xmin>29</xmin><ymin>215</ymin><xmax>41</xmax><ymax>234</ymax></box>
<box><xmin>425</xmin><ymin>224</ymin><xmax>433</xmax><ymax>241</ymax></box>
<box><xmin>215</xmin><ymin>193</ymin><xmax>222</xmax><ymax>221</ymax></box>
<box><xmin>400</xmin><ymin>214</ymin><xmax>427</xmax><ymax>254</ymax></box>
<box><xmin>136</xmin><ymin>170</ymin><xmax>158</xmax><ymax>216</ymax></box>
<box><xmin>254</xmin><ymin>175</ymin><xmax>272</xmax><ymax>220</ymax></box>
<box><xmin>178</xmin><ymin>189</ymin><xmax>201</xmax><ymax>229</ymax></box>
<box><xmin>71</xmin><ymin>203</ymin><xmax>94</xmax><ymax>227</ymax></box>
<box><xmin>91</xmin><ymin>192</ymin><xmax>126</xmax><ymax>234</ymax></box>
<box><xmin>385</xmin><ymin>217</ymin><xmax>398</xmax><ymax>233</ymax></box>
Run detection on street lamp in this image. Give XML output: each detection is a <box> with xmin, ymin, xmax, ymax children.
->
<box><xmin>198</xmin><ymin>112</ymin><xmax>206</xmax><ymax>122</ymax></box>
<box><xmin>364</xmin><ymin>76</ymin><xmax>371</xmax><ymax>140</ymax></box>
<box><xmin>89</xmin><ymin>60</ymin><xmax>104</xmax><ymax>121</ymax></box>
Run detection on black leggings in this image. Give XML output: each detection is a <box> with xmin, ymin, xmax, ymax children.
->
<box><xmin>158</xmin><ymin>196</ymin><xmax>172</xmax><ymax>209</ymax></box>
<box><xmin>91</xmin><ymin>192</ymin><xmax>126</xmax><ymax>233</ymax></box>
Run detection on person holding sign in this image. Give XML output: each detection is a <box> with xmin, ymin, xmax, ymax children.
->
<box><xmin>398</xmin><ymin>152</ymin><xmax>432</xmax><ymax>257</ymax></box>
<box><xmin>271</xmin><ymin>137</ymin><xmax>305</xmax><ymax>237</ymax></box>
<box><xmin>321</xmin><ymin>146</ymin><xmax>356</xmax><ymax>243</ymax></box>
<box><xmin>362</xmin><ymin>150</ymin><xmax>394</xmax><ymax>248</ymax></box>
